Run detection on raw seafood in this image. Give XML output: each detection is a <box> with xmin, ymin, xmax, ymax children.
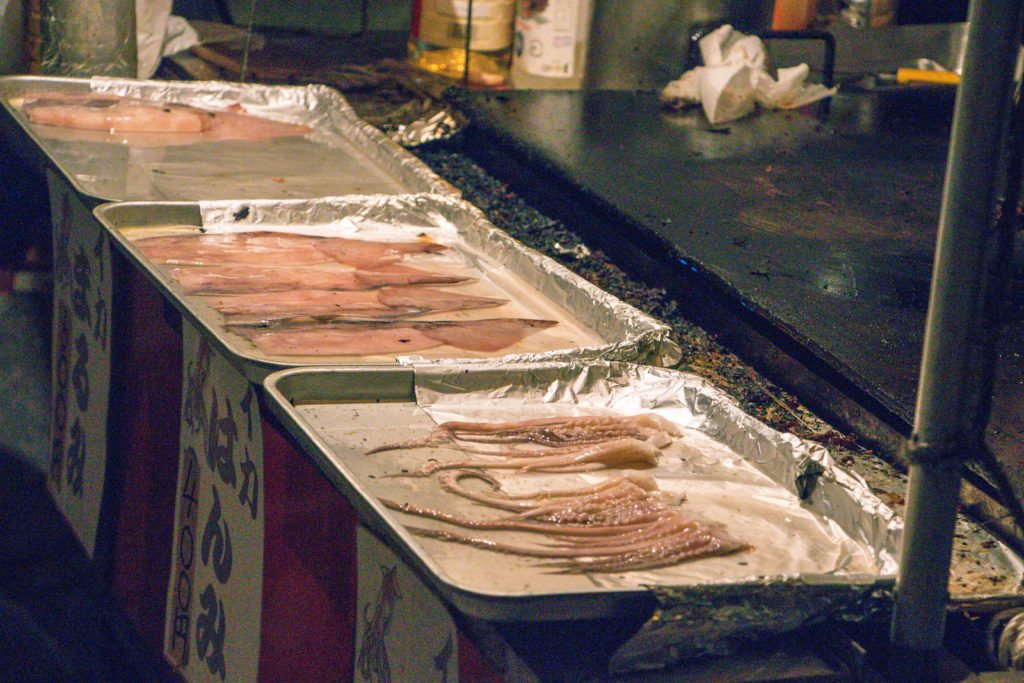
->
<box><xmin>383</xmin><ymin>471</ymin><xmax>747</xmax><ymax>572</ymax></box>
<box><xmin>132</xmin><ymin>231</ymin><xmax>448</xmax><ymax>269</ymax></box>
<box><xmin>383</xmin><ymin>473</ymin><xmax>667</xmax><ymax>533</ymax></box>
<box><xmin>21</xmin><ymin>93</ymin><xmax>313</xmax><ymax>143</ymax></box>
<box><xmin>23</xmin><ymin>94</ymin><xmax>214</xmax><ymax>132</ymax></box>
<box><xmin>368</xmin><ymin>414</ymin><xmax>681</xmax><ymax>454</ymax></box>
<box><xmin>436</xmin><ymin>470</ymin><xmax>665</xmax><ymax>513</ymax></box>
<box><xmin>133</xmin><ymin>231</ymin><xmax>332</xmax><ymax>267</ymax></box>
<box><xmin>408</xmin><ymin>318</ymin><xmax>557</xmax><ymax>353</ymax></box>
<box><xmin>208</xmin><ymin>286</ymin><xmax>508</xmax><ymax>326</ymax></box>
<box><xmin>402</xmin><ymin>437</ymin><xmax>662</xmax><ymax>476</ymax></box>
<box><xmin>410</xmin><ymin>521</ymin><xmax>745</xmax><ymax>573</ymax></box>
<box><xmin>313</xmin><ymin>237</ymin><xmax>449</xmax><ymax>268</ymax></box>
<box><xmin>233</xmin><ymin>318</ymin><xmax>558</xmax><ymax>356</ymax></box>
<box><xmin>167</xmin><ymin>264</ymin><xmax>472</xmax><ymax>295</ymax></box>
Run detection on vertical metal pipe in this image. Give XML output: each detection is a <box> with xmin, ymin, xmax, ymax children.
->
<box><xmin>239</xmin><ymin>0</ymin><xmax>259</xmax><ymax>83</ymax></box>
<box><xmin>463</xmin><ymin>0</ymin><xmax>474</xmax><ymax>87</ymax></box>
<box><xmin>890</xmin><ymin>0</ymin><xmax>1024</xmax><ymax>654</ymax></box>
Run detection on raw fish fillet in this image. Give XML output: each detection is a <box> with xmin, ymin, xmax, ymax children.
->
<box><xmin>208</xmin><ymin>286</ymin><xmax>508</xmax><ymax>325</ymax></box>
<box><xmin>233</xmin><ymin>318</ymin><xmax>558</xmax><ymax>356</ymax></box>
<box><xmin>133</xmin><ymin>231</ymin><xmax>331</xmax><ymax>267</ymax></box>
<box><xmin>132</xmin><ymin>231</ymin><xmax>448</xmax><ymax>268</ymax></box>
<box><xmin>168</xmin><ymin>264</ymin><xmax>472</xmax><ymax>294</ymax></box>
<box><xmin>419</xmin><ymin>318</ymin><xmax>558</xmax><ymax>352</ymax></box>
<box><xmin>137</xmin><ymin>231</ymin><xmax>325</xmax><ymax>250</ymax></box>
<box><xmin>23</xmin><ymin>94</ymin><xmax>214</xmax><ymax>132</ymax></box>
<box><xmin>21</xmin><ymin>93</ymin><xmax>312</xmax><ymax>145</ymax></box>
<box><xmin>314</xmin><ymin>237</ymin><xmax>448</xmax><ymax>268</ymax></box>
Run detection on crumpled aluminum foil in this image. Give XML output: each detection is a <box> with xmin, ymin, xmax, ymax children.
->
<box><xmin>295</xmin><ymin>58</ymin><xmax>468</xmax><ymax>148</ymax></box>
<box><xmin>386</xmin><ymin>108</ymin><xmax>465</xmax><ymax>148</ymax></box>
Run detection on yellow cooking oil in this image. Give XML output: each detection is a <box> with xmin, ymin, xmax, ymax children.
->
<box><xmin>408</xmin><ymin>0</ymin><xmax>515</xmax><ymax>88</ymax></box>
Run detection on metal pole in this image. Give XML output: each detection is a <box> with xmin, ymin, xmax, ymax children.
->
<box><xmin>890</xmin><ymin>0</ymin><xmax>1024</xmax><ymax>657</ymax></box>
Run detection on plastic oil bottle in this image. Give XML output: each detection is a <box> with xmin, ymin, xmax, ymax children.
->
<box><xmin>509</xmin><ymin>0</ymin><xmax>593</xmax><ymax>89</ymax></box>
<box><xmin>408</xmin><ymin>0</ymin><xmax>516</xmax><ymax>87</ymax></box>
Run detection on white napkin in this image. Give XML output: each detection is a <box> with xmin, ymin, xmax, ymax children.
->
<box><xmin>136</xmin><ymin>0</ymin><xmax>201</xmax><ymax>78</ymax></box>
<box><xmin>660</xmin><ymin>25</ymin><xmax>838</xmax><ymax>125</ymax></box>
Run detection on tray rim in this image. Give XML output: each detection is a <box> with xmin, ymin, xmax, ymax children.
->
<box><xmin>0</xmin><ymin>75</ymin><xmax>116</xmax><ymax>202</ymax></box>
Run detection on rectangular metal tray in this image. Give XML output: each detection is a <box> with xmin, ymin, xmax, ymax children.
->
<box><xmin>0</xmin><ymin>75</ymin><xmax>455</xmax><ymax>203</ymax></box>
<box><xmin>93</xmin><ymin>195</ymin><xmax>678</xmax><ymax>381</ymax></box>
<box><xmin>263</xmin><ymin>360</ymin><xmax>1024</xmax><ymax>668</ymax></box>
<box><xmin>261</xmin><ymin>361</ymin><xmax>911</xmax><ymax>628</ymax></box>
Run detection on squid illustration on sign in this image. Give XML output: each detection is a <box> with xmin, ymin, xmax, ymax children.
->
<box><xmin>183</xmin><ymin>339</ymin><xmax>212</xmax><ymax>437</ymax></box>
<box><xmin>356</xmin><ymin>564</ymin><xmax>403</xmax><ymax>683</ymax></box>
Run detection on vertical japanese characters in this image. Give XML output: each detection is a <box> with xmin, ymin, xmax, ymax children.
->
<box><xmin>50</xmin><ymin>192</ymin><xmax>109</xmax><ymax>497</ymax></box>
<box><xmin>165</xmin><ymin>330</ymin><xmax>265</xmax><ymax>682</ymax></box>
<box><xmin>46</xmin><ymin>179</ymin><xmax>113</xmax><ymax>558</ymax></box>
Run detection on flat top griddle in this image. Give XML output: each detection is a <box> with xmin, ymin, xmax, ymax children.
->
<box><xmin>456</xmin><ymin>88</ymin><xmax>1021</xmax><ymax>429</ymax></box>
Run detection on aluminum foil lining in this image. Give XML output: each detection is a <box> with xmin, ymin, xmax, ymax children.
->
<box><xmin>197</xmin><ymin>193</ymin><xmax>681</xmax><ymax>369</ymax></box>
<box><xmin>267</xmin><ymin>359</ymin><xmax>924</xmax><ymax>670</ymax></box>
<box><xmin>0</xmin><ymin>75</ymin><xmax>456</xmax><ymax>201</ymax></box>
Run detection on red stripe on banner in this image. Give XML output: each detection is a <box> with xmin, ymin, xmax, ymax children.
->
<box><xmin>260</xmin><ymin>411</ymin><xmax>359</xmax><ymax>683</ymax></box>
<box><xmin>458</xmin><ymin>630</ymin><xmax>506</xmax><ymax>683</ymax></box>
<box><xmin>109</xmin><ymin>263</ymin><xmax>184</xmax><ymax>655</ymax></box>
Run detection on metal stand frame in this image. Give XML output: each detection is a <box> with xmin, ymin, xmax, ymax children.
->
<box><xmin>890</xmin><ymin>0</ymin><xmax>1024</xmax><ymax>660</ymax></box>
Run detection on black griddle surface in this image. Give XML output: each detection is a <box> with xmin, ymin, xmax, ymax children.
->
<box><xmin>456</xmin><ymin>89</ymin><xmax>1024</xmax><ymax>469</ymax></box>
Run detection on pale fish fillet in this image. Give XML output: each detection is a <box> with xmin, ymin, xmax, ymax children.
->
<box><xmin>192</xmin><ymin>103</ymin><xmax>312</xmax><ymax>142</ymax></box>
<box><xmin>132</xmin><ymin>231</ymin><xmax>447</xmax><ymax>269</ymax></box>
<box><xmin>240</xmin><ymin>323</ymin><xmax>440</xmax><ymax>356</ymax></box>
<box><xmin>417</xmin><ymin>318</ymin><xmax>558</xmax><ymax>352</ymax></box>
<box><xmin>233</xmin><ymin>318</ymin><xmax>558</xmax><ymax>356</ymax></box>
<box><xmin>21</xmin><ymin>94</ymin><xmax>312</xmax><ymax>144</ymax></box>
<box><xmin>208</xmin><ymin>286</ymin><xmax>508</xmax><ymax>325</ymax></box>
<box><xmin>313</xmin><ymin>237</ymin><xmax>448</xmax><ymax>268</ymax></box>
<box><xmin>135</xmin><ymin>231</ymin><xmax>326</xmax><ymax>250</ymax></box>
<box><xmin>167</xmin><ymin>264</ymin><xmax>473</xmax><ymax>295</ymax></box>
<box><xmin>23</xmin><ymin>94</ymin><xmax>214</xmax><ymax>132</ymax></box>
<box><xmin>133</xmin><ymin>232</ymin><xmax>331</xmax><ymax>267</ymax></box>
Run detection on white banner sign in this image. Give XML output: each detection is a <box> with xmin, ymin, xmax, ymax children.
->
<box><xmin>356</xmin><ymin>526</ymin><xmax>460</xmax><ymax>683</ymax></box>
<box><xmin>47</xmin><ymin>172</ymin><xmax>112</xmax><ymax>558</ymax></box>
<box><xmin>165</xmin><ymin>321</ymin><xmax>264</xmax><ymax>682</ymax></box>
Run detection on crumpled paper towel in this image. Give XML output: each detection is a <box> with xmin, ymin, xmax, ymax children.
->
<box><xmin>660</xmin><ymin>24</ymin><xmax>837</xmax><ymax>124</ymax></box>
<box><xmin>137</xmin><ymin>0</ymin><xmax>200</xmax><ymax>78</ymax></box>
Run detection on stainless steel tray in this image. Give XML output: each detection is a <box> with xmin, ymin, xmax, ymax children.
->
<box><xmin>0</xmin><ymin>75</ymin><xmax>456</xmax><ymax>203</ymax></box>
<box><xmin>93</xmin><ymin>194</ymin><xmax>679</xmax><ymax>381</ymax></box>
<box><xmin>261</xmin><ymin>361</ymin><xmax>913</xmax><ymax>628</ymax></box>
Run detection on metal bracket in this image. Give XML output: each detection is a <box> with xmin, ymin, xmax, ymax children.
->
<box><xmin>901</xmin><ymin>434</ymin><xmax>967</xmax><ymax>466</ymax></box>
